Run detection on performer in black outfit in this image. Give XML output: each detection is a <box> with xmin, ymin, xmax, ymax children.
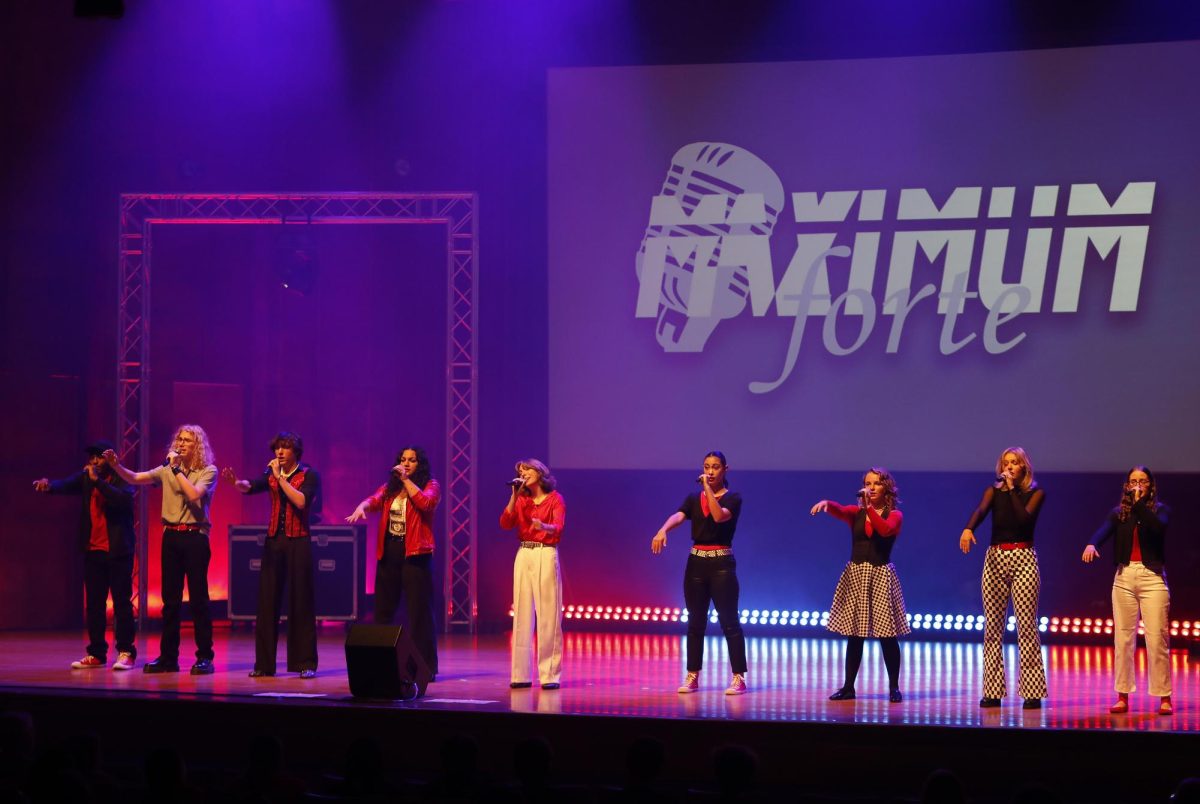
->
<box><xmin>223</xmin><ymin>431</ymin><xmax>320</xmax><ymax>678</ymax></box>
<box><xmin>33</xmin><ymin>439</ymin><xmax>138</xmax><ymax>671</ymax></box>
<box><xmin>1082</xmin><ymin>465</ymin><xmax>1172</xmax><ymax>715</ymax></box>
<box><xmin>959</xmin><ymin>446</ymin><xmax>1048</xmax><ymax>709</ymax></box>
<box><xmin>651</xmin><ymin>451</ymin><xmax>748</xmax><ymax>695</ymax></box>
<box><xmin>810</xmin><ymin>467</ymin><xmax>910</xmax><ymax>702</ymax></box>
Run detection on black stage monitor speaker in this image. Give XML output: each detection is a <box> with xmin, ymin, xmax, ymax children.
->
<box><xmin>344</xmin><ymin>624</ymin><xmax>432</xmax><ymax>699</ymax></box>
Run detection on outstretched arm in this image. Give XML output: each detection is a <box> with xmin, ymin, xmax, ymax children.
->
<box><xmin>651</xmin><ymin>511</ymin><xmax>686</xmax><ymax>555</ymax></box>
<box><xmin>102</xmin><ymin>449</ymin><xmax>159</xmax><ymax>485</ymax></box>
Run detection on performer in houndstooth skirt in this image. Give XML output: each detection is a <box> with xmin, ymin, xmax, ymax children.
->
<box><xmin>811</xmin><ymin>467</ymin><xmax>910</xmax><ymax>703</ymax></box>
<box><xmin>959</xmin><ymin>447</ymin><xmax>1048</xmax><ymax>709</ymax></box>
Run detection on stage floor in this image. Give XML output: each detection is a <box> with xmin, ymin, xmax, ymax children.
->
<box><xmin>1</xmin><ymin>628</ymin><xmax>1194</xmax><ymax>732</ymax></box>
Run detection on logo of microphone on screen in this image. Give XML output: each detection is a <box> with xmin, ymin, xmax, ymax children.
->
<box><xmin>634</xmin><ymin>142</ymin><xmax>784</xmax><ymax>353</ymax></box>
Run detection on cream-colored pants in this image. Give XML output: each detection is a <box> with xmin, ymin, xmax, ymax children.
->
<box><xmin>511</xmin><ymin>544</ymin><xmax>562</xmax><ymax>685</ymax></box>
<box><xmin>1112</xmin><ymin>562</ymin><xmax>1171</xmax><ymax>697</ymax></box>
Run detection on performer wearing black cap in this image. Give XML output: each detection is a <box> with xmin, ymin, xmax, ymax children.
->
<box><xmin>33</xmin><ymin>440</ymin><xmax>138</xmax><ymax>671</ymax></box>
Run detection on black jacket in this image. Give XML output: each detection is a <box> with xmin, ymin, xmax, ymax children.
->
<box><xmin>1089</xmin><ymin>497</ymin><xmax>1170</xmax><ymax>574</ymax></box>
<box><xmin>48</xmin><ymin>471</ymin><xmax>136</xmax><ymax>557</ymax></box>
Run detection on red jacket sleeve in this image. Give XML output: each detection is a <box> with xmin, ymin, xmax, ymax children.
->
<box><xmin>410</xmin><ymin>479</ymin><xmax>441</xmax><ymax>512</ymax></box>
<box><xmin>825</xmin><ymin>501</ymin><xmax>859</xmax><ymax>525</ymax></box>
<box><xmin>364</xmin><ymin>483</ymin><xmax>388</xmax><ymax>512</ymax></box>
<box><xmin>865</xmin><ymin>508</ymin><xmax>902</xmax><ymax>538</ymax></box>
<box><xmin>545</xmin><ymin>492</ymin><xmax>566</xmax><ymax>537</ymax></box>
<box><xmin>500</xmin><ymin>498</ymin><xmax>522</xmax><ymax>530</ymax></box>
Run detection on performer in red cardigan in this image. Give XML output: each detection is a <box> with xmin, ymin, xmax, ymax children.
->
<box><xmin>347</xmin><ymin>446</ymin><xmax>441</xmax><ymax>678</ymax></box>
<box><xmin>810</xmin><ymin>467</ymin><xmax>910</xmax><ymax>703</ymax></box>
<box><xmin>223</xmin><ymin>431</ymin><xmax>320</xmax><ymax>678</ymax></box>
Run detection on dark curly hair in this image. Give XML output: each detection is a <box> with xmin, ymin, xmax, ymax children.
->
<box><xmin>385</xmin><ymin>445</ymin><xmax>432</xmax><ymax>495</ymax></box>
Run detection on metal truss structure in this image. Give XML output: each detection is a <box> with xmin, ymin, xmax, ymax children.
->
<box><xmin>118</xmin><ymin>193</ymin><xmax>479</xmax><ymax>631</ymax></box>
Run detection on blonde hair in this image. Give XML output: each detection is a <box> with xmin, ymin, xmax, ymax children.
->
<box><xmin>515</xmin><ymin>458</ymin><xmax>556</xmax><ymax>494</ymax></box>
<box><xmin>995</xmin><ymin>447</ymin><xmax>1034</xmax><ymax>492</ymax></box>
<box><xmin>171</xmin><ymin>424</ymin><xmax>215</xmax><ymax>471</ymax></box>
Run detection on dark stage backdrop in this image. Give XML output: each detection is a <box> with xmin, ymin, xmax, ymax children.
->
<box><xmin>1</xmin><ymin>2</ymin><xmax>1197</xmax><ymax>632</ymax></box>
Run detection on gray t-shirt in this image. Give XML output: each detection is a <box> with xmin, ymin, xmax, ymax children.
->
<box><xmin>150</xmin><ymin>463</ymin><xmax>217</xmax><ymax>532</ymax></box>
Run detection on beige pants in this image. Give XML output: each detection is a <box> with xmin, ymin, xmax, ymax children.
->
<box><xmin>511</xmin><ymin>545</ymin><xmax>563</xmax><ymax>685</ymax></box>
<box><xmin>1112</xmin><ymin>562</ymin><xmax>1171</xmax><ymax>697</ymax></box>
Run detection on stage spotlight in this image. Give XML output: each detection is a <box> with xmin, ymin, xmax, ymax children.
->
<box><xmin>275</xmin><ymin>227</ymin><xmax>318</xmax><ymax>296</ymax></box>
<box><xmin>75</xmin><ymin>0</ymin><xmax>124</xmax><ymax>18</ymax></box>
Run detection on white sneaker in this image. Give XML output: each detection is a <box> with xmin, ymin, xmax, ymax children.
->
<box><xmin>725</xmin><ymin>673</ymin><xmax>747</xmax><ymax>695</ymax></box>
<box><xmin>112</xmin><ymin>652</ymin><xmax>136</xmax><ymax>671</ymax></box>
<box><xmin>677</xmin><ymin>672</ymin><xmax>699</xmax><ymax>693</ymax></box>
<box><xmin>71</xmin><ymin>655</ymin><xmax>105</xmax><ymax>669</ymax></box>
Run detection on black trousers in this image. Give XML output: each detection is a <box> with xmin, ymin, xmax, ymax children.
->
<box><xmin>255</xmin><ymin>535</ymin><xmax>317</xmax><ymax>673</ymax></box>
<box><xmin>374</xmin><ymin>542</ymin><xmax>438</xmax><ymax>674</ymax></box>
<box><xmin>159</xmin><ymin>530</ymin><xmax>214</xmax><ymax>662</ymax></box>
<box><xmin>83</xmin><ymin>550</ymin><xmax>136</xmax><ymax>660</ymax></box>
<box><xmin>683</xmin><ymin>554</ymin><xmax>747</xmax><ymax>674</ymax></box>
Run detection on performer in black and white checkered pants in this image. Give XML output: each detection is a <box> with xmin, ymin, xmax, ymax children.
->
<box><xmin>960</xmin><ymin>447</ymin><xmax>1048</xmax><ymax>709</ymax></box>
<box><xmin>811</xmin><ymin>467</ymin><xmax>911</xmax><ymax>703</ymax></box>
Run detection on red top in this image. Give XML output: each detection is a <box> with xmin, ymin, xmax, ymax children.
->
<box><xmin>365</xmin><ymin>479</ymin><xmax>441</xmax><ymax>560</ymax></box>
<box><xmin>500</xmin><ymin>491</ymin><xmax>566</xmax><ymax>546</ymax></box>
<box><xmin>825</xmin><ymin>501</ymin><xmax>902</xmax><ymax>538</ymax></box>
<box><xmin>88</xmin><ymin>488</ymin><xmax>110</xmax><ymax>551</ymax></box>
<box><xmin>1130</xmin><ymin>524</ymin><xmax>1143</xmax><ymax>562</ymax></box>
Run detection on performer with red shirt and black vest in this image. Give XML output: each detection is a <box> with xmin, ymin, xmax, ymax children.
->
<box><xmin>33</xmin><ymin>439</ymin><xmax>138</xmax><ymax>671</ymax></box>
<box><xmin>347</xmin><ymin>446</ymin><xmax>441</xmax><ymax>678</ymax></box>
<box><xmin>811</xmin><ymin>467</ymin><xmax>910</xmax><ymax>703</ymax></box>
<box><xmin>1083</xmin><ymin>465</ymin><xmax>1173</xmax><ymax>715</ymax></box>
<box><xmin>223</xmin><ymin>431</ymin><xmax>321</xmax><ymax>678</ymax></box>
<box><xmin>500</xmin><ymin>458</ymin><xmax>565</xmax><ymax>689</ymax></box>
<box><xmin>651</xmin><ymin>451</ymin><xmax>748</xmax><ymax>696</ymax></box>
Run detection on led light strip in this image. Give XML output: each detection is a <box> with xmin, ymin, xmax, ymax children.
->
<box><xmin>508</xmin><ymin>604</ymin><xmax>1200</xmax><ymax>638</ymax></box>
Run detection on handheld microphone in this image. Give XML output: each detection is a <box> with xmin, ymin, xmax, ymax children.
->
<box><xmin>507</xmin><ymin>478</ymin><xmax>524</xmax><ymax>488</ymax></box>
<box><xmin>696</xmin><ymin>475</ymin><xmax>708</xmax><ymax>485</ymax></box>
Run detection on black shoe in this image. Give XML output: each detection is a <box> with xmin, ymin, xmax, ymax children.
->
<box><xmin>510</xmin><ymin>681</ymin><xmax>532</xmax><ymax>689</ymax></box>
<box><xmin>190</xmin><ymin>659</ymin><xmax>214</xmax><ymax>675</ymax></box>
<box><xmin>979</xmin><ymin>697</ymin><xmax>1001</xmax><ymax>708</ymax></box>
<box><xmin>143</xmin><ymin>658</ymin><xmax>180</xmax><ymax>674</ymax></box>
<box><xmin>828</xmin><ymin>687</ymin><xmax>855</xmax><ymax>701</ymax></box>
<box><xmin>248</xmin><ymin>669</ymin><xmax>273</xmax><ymax>678</ymax></box>
<box><xmin>1022</xmin><ymin>698</ymin><xmax>1042</xmax><ymax>709</ymax></box>
<box><xmin>889</xmin><ymin>689</ymin><xmax>903</xmax><ymax>703</ymax></box>
<box><xmin>541</xmin><ymin>683</ymin><xmax>560</xmax><ymax>690</ymax></box>
<box><xmin>298</xmin><ymin>669</ymin><xmax>316</xmax><ymax>679</ymax></box>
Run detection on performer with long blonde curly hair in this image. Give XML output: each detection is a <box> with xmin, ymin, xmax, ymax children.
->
<box><xmin>106</xmin><ymin>424</ymin><xmax>219</xmax><ymax>675</ymax></box>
